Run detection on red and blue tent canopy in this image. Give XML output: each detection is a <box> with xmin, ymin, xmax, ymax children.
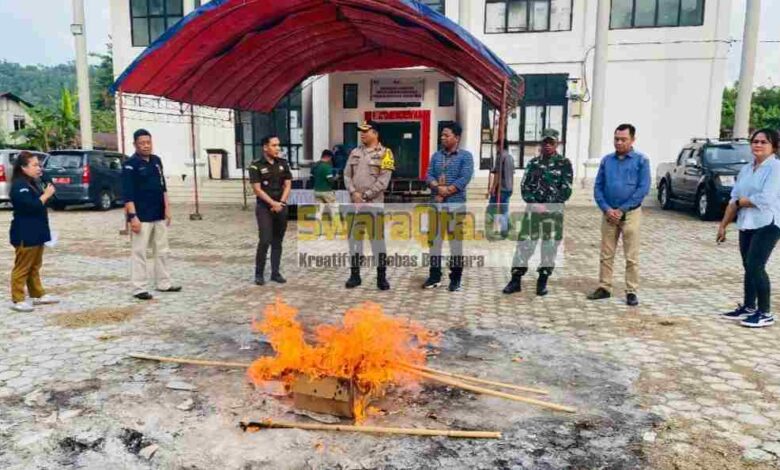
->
<box><xmin>112</xmin><ymin>0</ymin><xmax>523</xmax><ymax>112</ymax></box>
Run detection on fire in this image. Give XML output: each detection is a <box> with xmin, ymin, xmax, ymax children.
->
<box><xmin>247</xmin><ymin>299</ymin><xmax>439</xmax><ymax>421</ymax></box>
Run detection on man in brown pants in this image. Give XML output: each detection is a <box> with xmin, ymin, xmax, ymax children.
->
<box><xmin>587</xmin><ymin>124</ymin><xmax>651</xmax><ymax>306</ymax></box>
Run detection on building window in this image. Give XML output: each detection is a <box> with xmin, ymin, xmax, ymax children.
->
<box><xmin>485</xmin><ymin>0</ymin><xmax>572</xmax><ymax>34</ymax></box>
<box><xmin>343</xmin><ymin>122</ymin><xmax>358</xmax><ymax>153</ymax></box>
<box><xmin>343</xmin><ymin>84</ymin><xmax>358</xmax><ymax>109</ymax></box>
<box><xmin>480</xmin><ymin>74</ymin><xmax>568</xmax><ymax>170</ymax></box>
<box><xmin>13</xmin><ymin>115</ymin><xmax>25</xmax><ymax>132</ymax></box>
<box><xmin>130</xmin><ymin>0</ymin><xmax>184</xmax><ymax>47</ymax></box>
<box><xmin>610</xmin><ymin>0</ymin><xmax>704</xmax><ymax>29</ymax></box>
<box><xmin>420</xmin><ymin>0</ymin><xmax>446</xmax><ymax>14</ymax></box>
<box><xmin>235</xmin><ymin>86</ymin><xmax>303</xmax><ymax>170</ymax></box>
<box><xmin>438</xmin><ymin>81</ymin><xmax>455</xmax><ymax>107</ymax></box>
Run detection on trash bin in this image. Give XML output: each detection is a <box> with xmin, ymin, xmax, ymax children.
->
<box><xmin>207</xmin><ymin>149</ymin><xmax>228</xmax><ymax>179</ymax></box>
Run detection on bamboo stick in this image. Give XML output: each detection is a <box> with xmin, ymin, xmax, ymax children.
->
<box><xmin>406</xmin><ymin>368</ymin><xmax>576</xmax><ymax>414</ymax></box>
<box><xmin>400</xmin><ymin>363</ymin><xmax>548</xmax><ymax>395</ymax></box>
<box><xmin>129</xmin><ymin>353</ymin><xmax>250</xmax><ymax>369</ymax></box>
<box><xmin>239</xmin><ymin>420</ymin><xmax>502</xmax><ymax>439</ymax></box>
<box><xmin>128</xmin><ymin>355</ymin><xmax>566</xmax><ymax>412</ymax></box>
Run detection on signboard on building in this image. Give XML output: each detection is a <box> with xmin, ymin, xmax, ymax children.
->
<box><xmin>370</xmin><ymin>78</ymin><xmax>424</xmax><ymax>103</ymax></box>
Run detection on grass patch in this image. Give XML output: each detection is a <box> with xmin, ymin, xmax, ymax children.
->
<box><xmin>51</xmin><ymin>306</ymin><xmax>141</xmax><ymax>329</ymax></box>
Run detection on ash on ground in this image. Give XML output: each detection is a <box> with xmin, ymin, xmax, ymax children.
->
<box><xmin>0</xmin><ymin>327</ymin><xmax>658</xmax><ymax>469</ymax></box>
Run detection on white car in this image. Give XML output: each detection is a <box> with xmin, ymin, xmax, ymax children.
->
<box><xmin>0</xmin><ymin>149</ymin><xmax>49</xmax><ymax>205</ymax></box>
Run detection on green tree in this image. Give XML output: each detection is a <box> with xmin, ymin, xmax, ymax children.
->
<box><xmin>13</xmin><ymin>105</ymin><xmax>58</xmax><ymax>151</ymax></box>
<box><xmin>12</xmin><ymin>88</ymin><xmax>80</xmax><ymax>151</ymax></box>
<box><xmin>56</xmin><ymin>88</ymin><xmax>78</xmax><ymax>148</ymax></box>
<box><xmin>721</xmin><ymin>85</ymin><xmax>780</xmax><ymax>137</ymax></box>
<box><xmin>0</xmin><ymin>42</ymin><xmax>117</xmax><ymax>135</ymax></box>
<box><xmin>90</xmin><ymin>44</ymin><xmax>116</xmax><ymax>133</ymax></box>
<box><xmin>90</xmin><ymin>44</ymin><xmax>114</xmax><ymax>112</ymax></box>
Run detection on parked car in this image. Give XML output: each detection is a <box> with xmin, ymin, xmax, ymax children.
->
<box><xmin>43</xmin><ymin>150</ymin><xmax>128</xmax><ymax>211</ymax></box>
<box><xmin>0</xmin><ymin>149</ymin><xmax>49</xmax><ymax>204</ymax></box>
<box><xmin>656</xmin><ymin>138</ymin><xmax>752</xmax><ymax>220</ymax></box>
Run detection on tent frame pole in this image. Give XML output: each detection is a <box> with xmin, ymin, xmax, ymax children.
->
<box><xmin>495</xmin><ymin>79</ymin><xmax>508</xmax><ymax>208</ymax></box>
<box><xmin>189</xmin><ymin>103</ymin><xmax>203</xmax><ymax>220</ymax></box>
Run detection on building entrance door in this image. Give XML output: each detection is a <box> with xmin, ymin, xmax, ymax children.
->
<box><xmin>380</xmin><ymin>121</ymin><xmax>421</xmax><ymax>179</ymax></box>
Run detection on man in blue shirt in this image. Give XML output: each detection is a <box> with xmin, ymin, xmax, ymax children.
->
<box><xmin>422</xmin><ymin>121</ymin><xmax>474</xmax><ymax>292</ymax></box>
<box><xmin>588</xmin><ymin>124</ymin><xmax>651</xmax><ymax>306</ymax></box>
<box><xmin>123</xmin><ymin>129</ymin><xmax>181</xmax><ymax>300</ymax></box>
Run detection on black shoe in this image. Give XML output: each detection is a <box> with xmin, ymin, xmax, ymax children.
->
<box><xmin>345</xmin><ymin>269</ymin><xmax>361</xmax><ymax>289</ymax></box>
<box><xmin>377</xmin><ymin>270</ymin><xmax>390</xmax><ymax>291</ymax></box>
<box><xmin>741</xmin><ymin>310</ymin><xmax>775</xmax><ymax>328</ymax></box>
<box><xmin>134</xmin><ymin>291</ymin><xmax>153</xmax><ymax>300</ymax></box>
<box><xmin>503</xmin><ymin>274</ymin><xmax>522</xmax><ymax>294</ymax></box>
<box><xmin>587</xmin><ymin>288</ymin><xmax>611</xmax><ymax>300</ymax></box>
<box><xmin>422</xmin><ymin>276</ymin><xmax>442</xmax><ymax>289</ymax></box>
<box><xmin>626</xmin><ymin>293</ymin><xmax>639</xmax><ymax>306</ymax></box>
<box><xmin>536</xmin><ymin>275</ymin><xmax>549</xmax><ymax>297</ymax></box>
<box><xmin>448</xmin><ymin>278</ymin><xmax>462</xmax><ymax>292</ymax></box>
<box><xmin>157</xmin><ymin>286</ymin><xmax>182</xmax><ymax>292</ymax></box>
<box><xmin>254</xmin><ymin>276</ymin><xmax>265</xmax><ymax>286</ymax></box>
<box><xmin>270</xmin><ymin>273</ymin><xmax>287</xmax><ymax>284</ymax></box>
<box><xmin>722</xmin><ymin>304</ymin><xmax>756</xmax><ymax>320</ymax></box>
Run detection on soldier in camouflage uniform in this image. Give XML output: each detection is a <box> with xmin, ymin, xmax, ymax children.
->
<box><xmin>503</xmin><ymin>129</ymin><xmax>573</xmax><ymax>296</ymax></box>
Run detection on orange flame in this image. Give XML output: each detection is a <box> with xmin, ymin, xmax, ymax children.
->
<box><xmin>247</xmin><ymin>298</ymin><xmax>439</xmax><ymax>420</ymax></box>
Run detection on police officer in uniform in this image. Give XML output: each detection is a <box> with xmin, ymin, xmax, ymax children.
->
<box><xmin>249</xmin><ymin>134</ymin><xmax>292</xmax><ymax>285</ymax></box>
<box><xmin>344</xmin><ymin>120</ymin><xmax>394</xmax><ymax>290</ymax></box>
<box><xmin>503</xmin><ymin>129</ymin><xmax>573</xmax><ymax>296</ymax></box>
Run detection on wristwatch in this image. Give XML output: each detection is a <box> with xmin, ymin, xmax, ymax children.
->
<box><xmin>126</xmin><ymin>213</ymin><xmax>137</xmax><ymax>222</ymax></box>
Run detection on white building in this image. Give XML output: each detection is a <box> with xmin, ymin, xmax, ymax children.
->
<box><xmin>110</xmin><ymin>0</ymin><xmax>732</xmax><ymax>193</ymax></box>
<box><xmin>0</xmin><ymin>93</ymin><xmax>32</xmax><ymax>145</ymax></box>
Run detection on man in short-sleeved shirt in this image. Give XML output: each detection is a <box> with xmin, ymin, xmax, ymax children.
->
<box><xmin>122</xmin><ymin>129</ymin><xmax>181</xmax><ymax>300</ymax></box>
<box><xmin>249</xmin><ymin>134</ymin><xmax>292</xmax><ymax>285</ymax></box>
<box><xmin>343</xmin><ymin>120</ymin><xmax>394</xmax><ymax>290</ymax></box>
<box><xmin>312</xmin><ymin>149</ymin><xmax>336</xmax><ymax>203</ymax></box>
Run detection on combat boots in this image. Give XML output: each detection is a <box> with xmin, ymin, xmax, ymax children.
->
<box><xmin>377</xmin><ymin>268</ymin><xmax>390</xmax><ymax>291</ymax></box>
<box><xmin>345</xmin><ymin>267</ymin><xmax>362</xmax><ymax>289</ymax></box>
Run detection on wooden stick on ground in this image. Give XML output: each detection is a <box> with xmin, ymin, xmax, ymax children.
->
<box><xmin>400</xmin><ymin>363</ymin><xmax>548</xmax><ymax>395</ymax></box>
<box><xmin>129</xmin><ymin>353</ymin><xmax>250</xmax><ymax>369</ymax></box>
<box><xmin>403</xmin><ymin>367</ymin><xmax>577</xmax><ymax>414</ymax></box>
<box><xmin>128</xmin><ymin>355</ymin><xmax>568</xmax><ymax>412</ymax></box>
<box><xmin>240</xmin><ymin>420</ymin><xmax>501</xmax><ymax>439</ymax></box>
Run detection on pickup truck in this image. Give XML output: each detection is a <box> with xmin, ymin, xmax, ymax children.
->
<box><xmin>656</xmin><ymin>139</ymin><xmax>752</xmax><ymax>220</ymax></box>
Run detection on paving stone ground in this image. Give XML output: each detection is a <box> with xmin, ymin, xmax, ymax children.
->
<box><xmin>1</xmin><ymin>194</ymin><xmax>779</xmax><ymax>469</ymax></box>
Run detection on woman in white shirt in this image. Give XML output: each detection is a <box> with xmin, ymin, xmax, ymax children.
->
<box><xmin>717</xmin><ymin>128</ymin><xmax>780</xmax><ymax>328</ymax></box>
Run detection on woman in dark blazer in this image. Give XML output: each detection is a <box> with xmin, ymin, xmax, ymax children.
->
<box><xmin>9</xmin><ymin>151</ymin><xmax>59</xmax><ymax>312</ymax></box>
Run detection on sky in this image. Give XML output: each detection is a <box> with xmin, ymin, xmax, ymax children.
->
<box><xmin>727</xmin><ymin>0</ymin><xmax>780</xmax><ymax>88</ymax></box>
<box><xmin>0</xmin><ymin>0</ymin><xmax>777</xmax><ymax>86</ymax></box>
<box><xmin>0</xmin><ymin>0</ymin><xmax>111</xmax><ymax>64</ymax></box>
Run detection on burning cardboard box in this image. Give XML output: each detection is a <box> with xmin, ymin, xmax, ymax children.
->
<box><xmin>291</xmin><ymin>374</ymin><xmax>373</xmax><ymax>419</ymax></box>
<box><xmin>247</xmin><ymin>299</ymin><xmax>434</xmax><ymax>421</ymax></box>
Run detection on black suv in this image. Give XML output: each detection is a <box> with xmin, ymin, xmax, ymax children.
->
<box><xmin>44</xmin><ymin>150</ymin><xmax>128</xmax><ymax>211</ymax></box>
<box><xmin>655</xmin><ymin>139</ymin><xmax>752</xmax><ymax>220</ymax></box>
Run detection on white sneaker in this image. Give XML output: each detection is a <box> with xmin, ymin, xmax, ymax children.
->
<box><xmin>11</xmin><ymin>301</ymin><xmax>34</xmax><ymax>312</ymax></box>
<box><xmin>32</xmin><ymin>295</ymin><xmax>60</xmax><ymax>305</ymax></box>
